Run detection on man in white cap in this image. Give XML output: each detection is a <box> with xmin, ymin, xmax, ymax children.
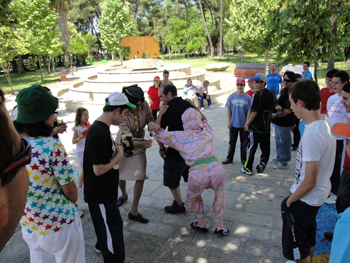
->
<box><xmin>242</xmin><ymin>73</ymin><xmax>277</xmax><ymax>176</ymax></box>
<box><xmin>83</xmin><ymin>92</ymin><xmax>135</xmax><ymax>263</ymax></box>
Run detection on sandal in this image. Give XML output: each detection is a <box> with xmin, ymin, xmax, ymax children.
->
<box><xmin>213</xmin><ymin>226</ymin><xmax>230</xmax><ymax>236</ymax></box>
<box><xmin>190</xmin><ymin>220</ymin><xmax>209</xmax><ymax>232</ymax></box>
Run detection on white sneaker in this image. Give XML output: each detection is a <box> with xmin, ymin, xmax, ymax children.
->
<box><xmin>77</xmin><ymin>188</ymin><xmax>84</xmax><ymax>196</ymax></box>
<box><xmin>325</xmin><ymin>193</ymin><xmax>337</xmax><ymax>205</ymax></box>
<box><xmin>273</xmin><ymin>163</ymin><xmax>288</xmax><ymax>170</ymax></box>
<box><xmin>209</xmin><ymin>105</ymin><xmax>214</xmax><ymax>109</ymax></box>
<box><xmin>240</xmin><ymin>167</ymin><xmax>252</xmax><ymax>175</ymax></box>
<box><xmin>271</xmin><ymin>158</ymin><xmax>278</xmax><ymax>164</ymax></box>
<box><xmin>200</xmin><ymin>107</ymin><xmax>205</xmax><ymax>111</ymax></box>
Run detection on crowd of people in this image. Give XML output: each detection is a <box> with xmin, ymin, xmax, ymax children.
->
<box><xmin>0</xmin><ymin>63</ymin><xmax>350</xmax><ymax>263</ymax></box>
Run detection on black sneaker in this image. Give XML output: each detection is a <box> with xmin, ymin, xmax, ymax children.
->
<box><xmin>222</xmin><ymin>159</ymin><xmax>233</xmax><ymax>165</ymax></box>
<box><xmin>190</xmin><ymin>220</ymin><xmax>209</xmax><ymax>232</ymax></box>
<box><xmin>324</xmin><ymin>232</ymin><xmax>333</xmax><ymax>241</ymax></box>
<box><xmin>164</xmin><ymin>200</ymin><xmax>186</xmax><ymax>214</ymax></box>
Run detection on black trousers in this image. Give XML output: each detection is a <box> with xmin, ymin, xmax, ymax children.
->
<box><xmin>292</xmin><ymin>117</ymin><xmax>300</xmax><ymax>148</ymax></box>
<box><xmin>244</xmin><ymin>131</ymin><xmax>270</xmax><ymax>172</ymax></box>
<box><xmin>226</xmin><ymin>127</ymin><xmax>249</xmax><ymax>164</ymax></box>
<box><xmin>151</xmin><ymin>109</ymin><xmax>159</xmax><ymax>121</ymax></box>
<box><xmin>330</xmin><ymin>139</ymin><xmax>345</xmax><ymax>195</ymax></box>
<box><xmin>88</xmin><ymin>200</ymin><xmax>125</xmax><ymax>263</ymax></box>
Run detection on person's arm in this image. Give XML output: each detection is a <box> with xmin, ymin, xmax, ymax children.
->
<box><xmin>93</xmin><ymin>143</ymin><xmax>124</xmax><ymax>176</ymax></box>
<box><xmin>244</xmin><ymin>111</ymin><xmax>257</xmax><ymax>131</ymax></box>
<box><xmin>274</xmin><ymin>109</ymin><xmax>292</xmax><ymax>118</ymax></box>
<box><xmin>198</xmin><ymin>85</ymin><xmax>203</xmax><ymax>96</ymax></box>
<box><xmin>227</xmin><ymin>108</ymin><xmax>232</xmax><ymax>129</ymax></box>
<box><xmin>286</xmin><ymin>161</ymin><xmax>319</xmax><ymax>207</ymax></box>
<box><xmin>61</xmin><ymin>181</ymin><xmax>78</xmax><ymax>203</ymax></box>
<box><xmin>72</xmin><ymin>128</ymin><xmax>85</xmax><ymax>144</ymax></box>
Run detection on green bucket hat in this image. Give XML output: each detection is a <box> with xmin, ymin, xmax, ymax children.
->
<box><xmin>15</xmin><ymin>85</ymin><xmax>58</xmax><ymax>124</ymax></box>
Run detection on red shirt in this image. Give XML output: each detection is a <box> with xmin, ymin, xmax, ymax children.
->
<box><xmin>147</xmin><ymin>86</ymin><xmax>161</xmax><ymax>110</ymax></box>
<box><xmin>246</xmin><ymin>89</ymin><xmax>258</xmax><ymax>98</ymax></box>
<box><xmin>320</xmin><ymin>87</ymin><xmax>335</xmax><ymax>114</ymax></box>
<box><xmin>344</xmin><ymin>152</ymin><xmax>350</xmax><ymax>175</ymax></box>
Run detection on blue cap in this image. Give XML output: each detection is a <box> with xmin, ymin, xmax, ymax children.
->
<box><xmin>251</xmin><ymin>73</ymin><xmax>267</xmax><ymax>83</ymax></box>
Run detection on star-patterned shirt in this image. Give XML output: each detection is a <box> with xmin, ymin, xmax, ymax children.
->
<box><xmin>21</xmin><ymin>136</ymin><xmax>78</xmax><ymax>235</ymax></box>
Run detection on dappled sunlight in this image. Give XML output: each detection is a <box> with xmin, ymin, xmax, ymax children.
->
<box><xmin>196</xmin><ymin>240</ymin><xmax>206</xmax><ymax>247</ymax></box>
<box><xmin>234</xmin><ymin>224</ymin><xmax>251</xmax><ymax>235</ymax></box>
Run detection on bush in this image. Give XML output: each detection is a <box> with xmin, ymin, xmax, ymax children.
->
<box><xmin>103</xmin><ymin>55</ymin><xmax>108</xmax><ymax>60</ymax></box>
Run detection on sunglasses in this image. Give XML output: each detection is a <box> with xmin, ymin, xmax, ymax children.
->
<box><xmin>283</xmin><ymin>78</ymin><xmax>292</xmax><ymax>83</ymax></box>
<box><xmin>254</xmin><ymin>81</ymin><xmax>263</xmax><ymax>84</ymax></box>
<box><xmin>0</xmin><ymin>138</ymin><xmax>32</xmax><ymax>179</ymax></box>
<box><xmin>237</xmin><ymin>84</ymin><xmax>244</xmax><ymax>86</ymax></box>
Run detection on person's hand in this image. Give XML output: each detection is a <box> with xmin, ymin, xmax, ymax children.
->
<box><xmin>206</xmin><ymin>95</ymin><xmax>209</xmax><ymax>100</ymax></box>
<box><xmin>115</xmin><ymin>142</ymin><xmax>124</xmax><ymax>154</ymax></box>
<box><xmin>144</xmin><ymin>139</ymin><xmax>153</xmax><ymax>148</ymax></box>
<box><xmin>159</xmin><ymin>105</ymin><xmax>169</xmax><ymax>115</ymax></box>
<box><xmin>148</xmin><ymin>122</ymin><xmax>161</xmax><ymax>132</ymax></box>
<box><xmin>159</xmin><ymin>149</ymin><xmax>166</xmax><ymax>159</ymax></box>
<box><xmin>244</xmin><ymin>123</ymin><xmax>250</xmax><ymax>132</ymax></box>
<box><xmin>275</xmin><ymin>105</ymin><xmax>282</xmax><ymax>111</ymax></box>
<box><xmin>286</xmin><ymin>197</ymin><xmax>292</xmax><ymax>208</ymax></box>
<box><xmin>227</xmin><ymin>122</ymin><xmax>232</xmax><ymax>129</ymax></box>
<box><xmin>57</xmin><ymin>121</ymin><xmax>67</xmax><ymax>132</ymax></box>
<box><xmin>52</xmin><ymin>124</ymin><xmax>66</xmax><ymax>135</ymax></box>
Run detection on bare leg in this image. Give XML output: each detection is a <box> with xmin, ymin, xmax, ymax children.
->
<box><xmin>296</xmin><ymin>246</ymin><xmax>314</xmax><ymax>263</ymax></box>
<box><xmin>129</xmin><ymin>180</ymin><xmax>144</xmax><ymax>216</ymax></box>
<box><xmin>119</xmin><ymin>180</ymin><xmax>127</xmax><ymax>198</ymax></box>
<box><xmin>310</xmin><ymin>246</ymin><xmax>314</xmax><ymax>263</ymax></box>
<box><xmin>78</xmin><ymin>165</ymin><xmax>84</xmax><ymax>189</ymax></box>
<box><xmin>170</xmin><ymin>186</ymin><xmax>182</xmax><ymax>203</ymax></box>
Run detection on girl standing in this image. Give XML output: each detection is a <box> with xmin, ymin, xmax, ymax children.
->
<box><xmin>147</xmin><ymin>76</ymin><xmax>161</xmax><ymax>121</ymax></box>
<box><xmin>72</xmin><ymin>107</ymin><xmax>89</xmax><ymax>195</ymax></box>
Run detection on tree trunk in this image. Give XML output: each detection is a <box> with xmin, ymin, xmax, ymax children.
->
<box><xmin>1</xmin><ymin>62</ymin><xmax>14</xmax><ymax>94</ymax></box>
<box><xmin>153</xmin><ymin>16</ymin><xmax>156</xmax><ymax>38</ymax></box>
<box><xmin>327</xmin><ymin>16</ymin><xmax>337</xmax><ymax>70</ymax></box>
<box><xmin>112</xmin><ymin>50</ymin><xmax>116</xmax><ymax>61</ymax></box>
<box><xmin>313</xmin><ymin>33</ymin><xmax>318</xmax><ymax>83</ymax></box>
<box><xmin>219</xmin><ymin>0</ymin><xmax>222</xmax><ymax>57</ymax></box>
<box><xmin>55</xmin><ymin>10</ymin><xmax>70</xmax><ymax>68</ymax></box>
<box><xmin>52</xmin><ymin>57</ymin><xmax>56</xmax><ymax>73</ymax></box>
<box><xmin>37</xmin><ymin>53</ymin><xmax>44</xmax><ymax>83</ymax></box>
<box><xmin>198</xmin><ymin>0</ymin><xmax>214</xmax><ymax>58</ymax></box>
<box><xmin>264</xmin><ymin>52</ymin><xmax>269</xmax><ymax>75</ymax></box>
<box><xmin>119</xmin><ymin>50</ymin><xmax>123</xmax><ymax>64</ymax></box>
<box><xmin>17</xmin><ymin>55</ymin><xmax>25</xmax><ymax>74</ymax></box>
<box><xmin>47</xmin><ymin>56</ymin><xmax>51</xmax><ymax>74</ymax></box>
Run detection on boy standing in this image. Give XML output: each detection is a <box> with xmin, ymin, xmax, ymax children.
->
<box><xmin>222</xmin><ymin>77</ymin><xmax>251</xmax><ymax>165</ymax></box>
<box><xmin>83</xmin><ymin>92</ymin><xmax>135</xmax><ymax>263</ymax></box>
<box><xmin>302</xmin><ymin>62</ymin><xmax>313</xmax><ymax>80</ymax></box>
<box><xmin>326</xmin><ymin>70</ymin><xmax>350</xmax><ymax>204</ymax></box>
<box><xmin>246</xmin><ymin>79</ymin><xmax>258</xmax><ymax>98</ymax></box>
<box><xmin>281</xmin><ymin>80</ymin><xmax>336</xmax><ymax>263</ymax></box>
<box><xmin>320</xmin><ymin>69</ymin><xmax>338</xmax><ymax>114</ymax></box>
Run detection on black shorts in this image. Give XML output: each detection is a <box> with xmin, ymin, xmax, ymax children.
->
<box><xmin>163</xmin><ymin>156</ymin><xmax>188</xmax><ymax>189</ymax></box>
<box><xmin>337</xmin><ymin>170</ymin><xmax>350</xmax><ymax>214</ymax></box>
<box><xmin>281</xmin><ymin>196</ymin><xmax>320</xmax><ymax>261</ymax></box>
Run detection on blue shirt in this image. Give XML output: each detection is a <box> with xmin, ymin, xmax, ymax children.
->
<box><xmin>266</xmin><ymin>73</ymin><xmax>282</xmax><ymax>95</ymax></box>
<box><xmin>225</xmin><ymin>92</ymin><xmax>251</xmax><ymax>128</ymax></box>
<box><xmin>183</xmin><ymin>84</ymin><xmax>196</xmax><ymax>95</ymax></box>
<box><xmin>302</xmin><ymin>70</ymin><xmax>312</xmax><ymax>79</ymax></box>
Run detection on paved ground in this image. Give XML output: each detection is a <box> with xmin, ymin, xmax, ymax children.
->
<box><xmin>0</xmin><ymin>67</ymin><xmax>294</xmax><ymax>263</ymax></box>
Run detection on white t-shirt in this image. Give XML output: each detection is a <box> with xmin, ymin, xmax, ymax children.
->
<box><xmin>72</xmin><ymin>125</ymin><xmax>87</xmax><ymax>152</ymax></box>
<box><xmin>290</xmin><ymin>115</ymin><xmax>336</xmax><ymax>207</ymax></box>
<box><xmin>327</xmin><ymin>94</ymin><xmax>350</xmax><ymax>123</ymax></box>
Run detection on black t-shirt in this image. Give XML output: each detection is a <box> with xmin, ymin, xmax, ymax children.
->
<box><xmin>83</xmin><ymin>121</ymin><xmax>119</xmax><ymax>204</ymax></box>
<box><xmin>161</xmin><ymin>97</ymin><xmax>192</xmax><ymax>159</ymax></box>
<box><xmin>272</xmin><ymin>87</ymin><xmax>295</xmax><ymax>127</ymax></box>
<box><xmin>250</xmin><ymin>88</ymin><xmax>277</xmax><ymax>133</ymax></box>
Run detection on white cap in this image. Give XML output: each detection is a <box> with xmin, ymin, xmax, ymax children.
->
<box><xmin>106</xmin><ymin>92</ymin><xmax>136</xmax><ymax>108</ymax></box>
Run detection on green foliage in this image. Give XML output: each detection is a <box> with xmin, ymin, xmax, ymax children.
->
<box><xmin>223</xmin><ymin>30</ymin><xmax>239</xmax><ymax>51</ymax></box>
<box><xmin>99</xmin><ymin>0</ymin><xmax>138</xmax><ymax>56</ymax></box>
<box><xmin>82</xmin><ymin>32</ymin><xmax>98</xmax><ymax>54</ymax></box>
<box><xmin>68</xmin><ymin>22</ymin><xmax>89</xmax><ymax>55</ymax></box>
<box><xmin>271</xmin><ymin>0</ymin><xmax>350</xmax><ymax>82</ymax></box>
<box><xmin>227</xmin><ymin>0</ymin><xmax>279</xmax><ymax>54</ymax></box>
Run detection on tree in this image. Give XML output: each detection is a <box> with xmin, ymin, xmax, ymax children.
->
<box><xmin>227</xmin><ymin>0</ymin><xmax>279</xmax><ymax>72</ymax></box>
<box><xmin>198</xmin><ymin>0</ymin><xmax>214</xmax><ymax>58</ymax></box>
<box><xmin>14</xmin><ymin>0</ymin><xmax>62</xmax><ymax>83</ymax></box>
<box><xmin>0</xmin><ymin>26</ymin><xmax>27</xmax><ymax>93</ymax></box>
<box><xmin>271</xmin><ymin>0</ymin><xmax>349</xmax><ymax>83</ymax></box>
<box><xmin>99</xmin><ymin>0</ymin><xmax>138</xmax><ymax>61</ymax></box>
<box><xmin>82</xmin><ymin>32</ymin><xmax>98</xmax><ymax>59</ymax></box>
<box><xmin>50</xmin><ymin>0</ymin><xmax>71</xmax><ymax>68</ymax></box>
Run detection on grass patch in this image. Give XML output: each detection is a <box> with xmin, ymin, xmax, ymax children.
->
<box><xmin>0</xmin><ymin>71</ymin><xmax>61</xmax><ymax>94</ymax></box>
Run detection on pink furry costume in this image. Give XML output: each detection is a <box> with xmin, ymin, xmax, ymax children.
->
<box><xmin>153</xmin><ymin>108</ymin><xmax>228</xmax><ymax>235</ymax></box>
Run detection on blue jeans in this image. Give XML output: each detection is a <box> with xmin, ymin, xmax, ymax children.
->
<box><xmin>274</xmin><ymin>125</ymin><xmax>294</xmax><ymax>166</ymax></box>
<box><xmin>196</xmin><ymin>93</ymin><xmax>212</xmax><ymax>108</ymax></box>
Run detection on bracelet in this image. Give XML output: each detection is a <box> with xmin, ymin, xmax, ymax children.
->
<box><xmin>77</xmin><ymin>137</ymin><xmax>80</xmax><ymax>141</ymax></box>
<box><xmin>73</xmin><ymin>195</ymin><xmax>78</xmax><ymax>204</ymax></box>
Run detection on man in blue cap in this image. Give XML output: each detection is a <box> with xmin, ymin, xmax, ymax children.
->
<box><xmin>242</xmin><ymin>73</ymin><xmax>277</xmax><ymax>176</ymax></box>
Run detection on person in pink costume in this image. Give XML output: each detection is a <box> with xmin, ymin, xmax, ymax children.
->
<box><xmin>153</xmin><ymin>107</ymin><xmax>229</xmax><ymax>235</ymax></box>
